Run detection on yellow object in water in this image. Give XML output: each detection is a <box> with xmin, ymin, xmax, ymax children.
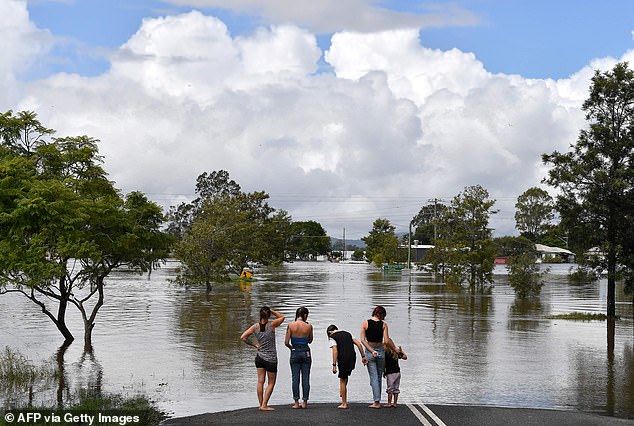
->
<box><xmin>240</xmin><ymin>269</ymin><xmax>253</xmax><ymax>279</ymax></box>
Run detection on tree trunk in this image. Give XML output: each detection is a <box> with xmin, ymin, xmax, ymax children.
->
<box><xmin>56</xmin><ymin>298</ymin><xmax>75</xmax><ymax>345</ymax></box>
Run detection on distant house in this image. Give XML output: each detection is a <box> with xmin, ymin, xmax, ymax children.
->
<box><xmin>535</xmin><ymin>243</ymin><xmax>575</xmax><ymax>263</ymax></box>
<box><xmin>402</xmin><ymin>241</ymin><xmax>435</xmax><ymax>263</ymax></box>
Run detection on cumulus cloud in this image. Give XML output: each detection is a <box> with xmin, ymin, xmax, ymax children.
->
<box><xmin>0</xmin><ymin>0</ymin><xmax>52</xmax><ymax>109</ymax></box>
<box><xmin>7</xmin><ymin>7</ymin><xmax>634</xmax><ymax>237</ymax></box>
<box><xmin>162</xmin><ymin>0</ymin><xmax>480</xmax><ymax>33</ymax></box>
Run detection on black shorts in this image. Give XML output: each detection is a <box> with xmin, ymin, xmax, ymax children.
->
<box><xmin>338</xmin><ymin>369</ymin><xmax>353</xmax><ymax>379</ymax></box>
<box><xmin>255</xmin><ymin>354</ymin><xmax>278</xmax><ymax>373</ymax></box>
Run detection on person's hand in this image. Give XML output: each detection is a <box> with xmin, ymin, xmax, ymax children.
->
<box><xmin>255</xmin><ymin>343</ymin><xmax>260</xmax><ymax>350</ymax></box>
<box><xmin>332</xmin><ymin>365</ymin><xmax>337</xmax><ymax>374</ymax></box>
<box><xmin>372</xmin><ymin>350</ymin><xmax>378</xmax><ymax>358</ymax></box>
<box><xmin>362</xmin><ymin>357</ymin><xmax>368</xmax><ymax>366</ymax></box>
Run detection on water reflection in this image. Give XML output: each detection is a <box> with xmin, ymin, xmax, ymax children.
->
<box><xmin>0</xmin><ymin>261</ymin><xmax>633</xmax><ymax>419</ymax></box>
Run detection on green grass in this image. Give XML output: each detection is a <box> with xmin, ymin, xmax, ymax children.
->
<box><xmin>546</xmin><ymin>312</ymin><xmax>619</xmax><ymax>321</ymax></box>
<box><xmin>0</xmin><ymin>346</ymin><xmax>57</xmax><ymax>386</ymax></box>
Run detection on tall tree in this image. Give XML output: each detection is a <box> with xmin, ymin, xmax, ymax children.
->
<box><xmin>514</xmin><ymin>187</ymin><xmax>555</xmax><ymax>241</ymax></box>
<box><xmin>0</xmin><ymin>111</ymin><xmax>171</xmax><ymax>349</ymax></box>
<box><xmin>174</xmin><ymin>190</ymin><xmax>291</xmax><ymax>288</ymax></box>
<box><xmin>543</xmin><ymin>62</ymin><xmax>634</xmax><ymax>318</ymax></box>
<box><xmin>411</xmin><ymin>199</ymin><xmax>446</xmax><ymax>244</ymax></box>
<box><xmin>166</xmin><ymin>170</ymin><xmax>241</xmax><ymax>239</ymax></box>
<box><xmin>362</xmin><ymin>218</ymin><xmax>400</xmax><ymax>267</ymax></box>
<box><xmin>287</xmin><ymin>221</ymin><xmax>330</xmax><ymax>260</ymax></box>
<box><xmin>426</xmin><ymin>185</ymin><xmax>497</xmax><ymax>288</ymax></box>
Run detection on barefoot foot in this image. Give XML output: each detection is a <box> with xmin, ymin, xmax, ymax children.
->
<box><xmin>369</xmin><ymin>402</ymin><xmax>381</xmax><ymax>409</ymax></box>
<box><xmin>337</xmin><ymin>404</ymin><xmax>348</xmax><ymax>409</ymax></box>
<box><xmin>259</xmin><ymin>406</ymin><xmax>275</xmax><ymax>411</ymax></box>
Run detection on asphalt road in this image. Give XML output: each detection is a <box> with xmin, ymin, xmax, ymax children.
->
<box><xmin>161</xmin><ymin>403</ymin><xmax>634</xmax><ymax>425</ymax></box>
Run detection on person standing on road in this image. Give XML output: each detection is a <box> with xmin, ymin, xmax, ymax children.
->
<box><xmin>384</xmin><ymin>338</ymin><xmax>407</xmax><ymax>407</ymax></box>
<box><xmin>285</xmin><ymin>306</ymin><xmax>313</xmax><ymax>409</ymax></box>
<box><xmin>327</xmin><ymin>324</ymin><xmax>367</xmax><ymax>409</ymax></box>
<box><xmin>240</xmin><ymin>306</ymin><xmax>285</xmax><ymax>411</ymax></box>
<box><xmin>360</xmin><ymin>305</ymin><xmax>398</xmax><ymax>409</ymax></box>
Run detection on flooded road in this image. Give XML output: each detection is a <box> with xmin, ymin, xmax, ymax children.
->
<box><xmin>1</xmin><ymin>261</ymin><xmax>633</xmax><ymax>418</ymax></box>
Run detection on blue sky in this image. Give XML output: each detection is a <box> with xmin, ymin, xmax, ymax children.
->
<box><xmin>26</xmin><ymin>0</ymin><xmax>634</xmax><ymax>79</ymax></box>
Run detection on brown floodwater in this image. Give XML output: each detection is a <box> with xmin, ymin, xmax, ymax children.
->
<box><xmin>1</xmin><ymin>261</ymin><xmax>633</xmax><ymax>419</ymax></box>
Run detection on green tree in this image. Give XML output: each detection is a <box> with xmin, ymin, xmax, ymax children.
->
<box><xmin>411</xmin><ymin>199</ymin><xmax>446</xmax><ymax>244</ymax></box>
<box><xmin>543</xmin><ymin>62</ymin><xmax>634</xmax><ymax>317</ymax></box>
<box><xmin>494</xmin><ymin>236</ymin><xmax>548</xmax><ymax>298</ymax></box>
<box><xmin>0</xmin><ymin>111</ymin><xmax>171</xmax><ymax>349</ymax></box>
<box><xmin>507</xmin><ymin>251</ymin><xmax>548</xmax><ymax>298</ymax></box>
<box><xmin>426</xmin><ymin>185</ymin><xmax>497</xmax><ymax>288</ymax></box>
<box><xmin>362</xmin><ymin>218</ymin><xmax>400</xmax><ymax>267</ymax></box>
<box><xmin>287</xmin><ymin>221</ymin><xmax>330</xmax><ymax>260</ymax></box>
<box><xmin>514</xmin><ymin>187</ymin><xmax>555</xmax><ymax>241</ymax></box>
<box><xmin>166</xmin><ymin>170</ymin><xmax>241</xmax><ymax>239</ymax></box>
<box><xmin>174</xmin><ymin>190</ymin><xmax>291</xmax><ymax>288</ymax></box>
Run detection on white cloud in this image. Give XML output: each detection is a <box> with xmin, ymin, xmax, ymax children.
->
<box><xmin>162</xmin><ymin>0</ymin><xmax>480</xmax><ymax>33</ymax></box>
<box><xmin>8</xmin><ymin>9</ymin><xmax>634</xmax><ymax>238</ymax></box>
<box><xmin>0</xmin><ymin>0</ymin><xmax>53</xmax><ymax>109</ymax></box>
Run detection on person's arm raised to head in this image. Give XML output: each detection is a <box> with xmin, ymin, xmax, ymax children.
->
<box><xmin>269</xmin><ymin>309</ymin><xmax>285</xmax><ymax>328</ymax></box>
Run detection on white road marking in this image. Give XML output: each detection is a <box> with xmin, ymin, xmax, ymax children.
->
<box><xmin>420</xmin><ymin>404</ymin><xmax>447</xmax><ymax>426</ymax></box>
<box><xmin>406</xmin><ymin>403</ymin><xmax>433</xmax><ymax>425</ymax></box>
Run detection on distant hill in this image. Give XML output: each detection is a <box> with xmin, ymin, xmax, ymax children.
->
<box><xmin>330</xmin><ymin>237</ymin><xmax>366</xmax><ymax>250</ymax></box>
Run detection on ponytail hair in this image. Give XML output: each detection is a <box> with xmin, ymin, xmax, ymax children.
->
<box><xmin>295</xmin><ymin>306</ymin><xmax>309</xmax><ymax>321</ymax></box>
<box><xmin>260</xmin><ymin>306</ymin><xmax>271</xmax><ymax>322</ymax></box>
<box><xmin>372</xmin><ymin>305</ymin><xmax>387</xmax><ymax>320</ymax></box>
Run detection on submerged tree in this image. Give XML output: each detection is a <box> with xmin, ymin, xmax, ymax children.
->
<box><xmin>0</xmin><ymin>111</ymin><xmax>172</xmax><ymax>349</ymax></box>
<box><xmin>174</xmin><ymin>186</ymin><xmax>291</xmax><ymax>288</ymax></box>
<box><xmin>362</xmin><ymin>218</ymin><xmax>400</xmax><ymax>267</ymax></box>
<box><xmin>543</xmin><ymin>62</ymin><xmax>634</xmax><ymax>317</ymax></box>
<box><xmin>426</xmin><ymin>185</ymin><xmax>497</xmax><ymax>288</ymax></box>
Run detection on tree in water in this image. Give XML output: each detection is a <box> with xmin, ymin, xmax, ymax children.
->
<box><xmin>543</xmin><ymin>62</ymin><xmax>634</xmax><ymax>317</ymax></box>
<box><xmin>0</xmin><ymin>110</ymin><xmax>172</xmax><ymax>349</ymax></box>
<box><xmin>362</xmin><ymin>218</ymin><xmax>400</xmax><ymax>267</ymax></box>
<box><xmin>426</xmin><ymin>185</ymin><xmax>497</xmax><ymax>288</ymax></box>
<box><xmin>173</xmin><ymin>175</ymin><xmax>291</xmax><ymax>289</ymax></box>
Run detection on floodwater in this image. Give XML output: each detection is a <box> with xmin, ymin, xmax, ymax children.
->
<box><xmin>1</xmin><ymin>261</ymin><xmax>633</xmax><ymax>419</ymax></box>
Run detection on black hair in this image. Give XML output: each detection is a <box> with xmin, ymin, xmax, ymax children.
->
<box><xmin>326</xmin><ymin>324</ymin><xmax>338</xmax><ymax>337</ymax></box>
<box><xmin>259</xmin><ymin>306</ymin><xmax>271</xmax><ymax>322</ymax></box>
<box><xmin>295</xmin><ymin>306</ymin><xmax>309</xmax><ymax>321</ymax></box>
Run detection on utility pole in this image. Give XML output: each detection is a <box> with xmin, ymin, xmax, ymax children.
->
<box><xmin>343</xmin><ymin>228</ymin><xmax>346</xmax><ymax>261</ymax></box>
<box><xmin>407</xmin><ymin>221</ymin><xmax>412</xmax><ymax>269</ymax></box>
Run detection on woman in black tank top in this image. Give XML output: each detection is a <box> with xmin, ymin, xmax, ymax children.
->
<box><xmin>360</xmin><ymin>305</ymin><xmax>398</xmax><ymax>408</ymax></box>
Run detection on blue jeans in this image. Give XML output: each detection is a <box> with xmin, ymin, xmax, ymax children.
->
<box><xmin>290</xmin><ymin>347</ymin><xmax>311</xmax><ymax>401</ymax></box>
<box><xmin>365</xmin><ymin>344</ymin><xmax>385</xmax><ymax>403</ymax></box>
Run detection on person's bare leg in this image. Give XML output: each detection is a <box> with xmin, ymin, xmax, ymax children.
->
<box><xmin>260</xmin><ymin>371</ymin><xmax>277</xmax><ymax>411</ymax></box>
<box><xmin>301</xmin><ymin>399</ymin><xmax>307</xmax><ymax>409</ymax></box>
<box><xmin>393</xmin><ymin>393</ymin><xmax>399</xmax><ymax>407</ymax></box>
<box><xmin>384</xmin><ymin>392</ymin><xmax>393</xmax><ymax>407</ymax></box>
<box><xmin>338</xmin><ymin>378</ymin><xmax>348</xmax><ymax>408</ymax></box>
<box><xmin>293</xmin><ymin>400</ymin><xmax>300</xmax><ymax>409</ymax></box>
<box><xmin>256</xmin><ymin>368</ymin><xmax>265</xmax><ymax>408</ymax></box>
